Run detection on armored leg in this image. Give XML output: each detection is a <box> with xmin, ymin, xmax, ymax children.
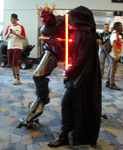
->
<box><xmin>26</xmin><ymin>76</ymin><xmax>50</xmax><ymax>124</ymax></box>
<box><xmin>17</xmin><ymin>49</ymin><xmax>58</xmax><ymax>128</ymax></box>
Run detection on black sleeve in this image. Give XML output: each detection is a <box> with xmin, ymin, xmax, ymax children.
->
<box><xmin>99</xmin><ymin>32</ymin><xmax>103</xmax><ymax>41</ymax></box>
<box><xmin>65</xmin><ymin>31</ymin><xmax>94</xmax><ymax>79</ymax></box>
<box><xmin>96</xmin><ymin>33</ymin><xmax>100</xmax><ymax>39</ymax></box>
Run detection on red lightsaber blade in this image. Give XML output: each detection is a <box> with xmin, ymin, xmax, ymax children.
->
<box><xmin>65</xmin><ymin>13</ymin><xmax>69</xmax><ymax>70</ymax></box>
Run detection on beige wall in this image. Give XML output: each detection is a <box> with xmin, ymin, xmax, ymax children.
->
<box><xmin>3</xmin><ymin>0</ymin><xmax>123</xmax><ymax>58</ymax></box>
<box><xmin>4</xmin><ymin>0</ymin><xmax>123</xmax><ymax>11</ymax></box>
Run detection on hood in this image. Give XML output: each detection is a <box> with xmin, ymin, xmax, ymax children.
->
<box><xmin>65</xmin><ymin>6</ymin><xmax>96</xmax><ymax>32</ymax></box>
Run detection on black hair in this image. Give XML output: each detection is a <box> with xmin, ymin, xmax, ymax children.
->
<box><xmin>104</xmin><ymin>23</ymin><xmax>109</xmax><ymax>26</ymax></box>
<box><xmin>113</xmin><ymin>22</ymin><xmax>122</xmax><ymax>32</ymax></box>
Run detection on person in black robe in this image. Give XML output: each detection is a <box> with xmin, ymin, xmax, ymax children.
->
<box><xmin>48</xmin><ymin>6</ymin><xmax>102</xmax><ymax>147</ymax></box>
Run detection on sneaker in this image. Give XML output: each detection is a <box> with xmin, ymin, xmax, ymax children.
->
<box><xmin>106</xmin><ymin>81</ymin><xmax>110</xmax><ymax>87</ymax></box>
<box><xmin>12</xmin><ymin>79</ymin><xmax>16</xmax><ymax>84</ymax></box>
<box><xmin>13</xmin><ymin>79</ymin><xmax>20</xmax><ymax>85</ymax></box>
<box><xmin>110</xmin><ymin>84</ymin><xmax>121</xmax><ymax>90</ymax></box>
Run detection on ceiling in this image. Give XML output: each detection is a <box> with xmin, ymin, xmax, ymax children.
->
<box><xmin>92</xmin><ymin>10</ymin><xmax>114</xmax><ymax>30</ymax></box>
<box><xmin>53</xmin><ymin>10</ymin><xmax>115</xmax><ymax>31</ymax></box>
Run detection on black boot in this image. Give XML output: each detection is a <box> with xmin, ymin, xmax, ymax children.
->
<box><xmin>106</xmin><ymin>81</ymin><xmax>110</xmax><ymax>87</ymax></box>
<box><xmin>48</xmin><ymin>136</ymin><xmax>69</xmax><ymax>147</ymax></box>
<box><xmin>48</xmin><ymin>124</ymin><xmax>69</xmax><ymax>147</ymax></box>
<box><xmin>48</xmin><ymin>125</ymin><xmax>70</xmax><ymax>147</ymax></box>
<box><xmin>101</xmin><ymin>114</ymin><xmax>108</xmax><ymax>119</ymax></box>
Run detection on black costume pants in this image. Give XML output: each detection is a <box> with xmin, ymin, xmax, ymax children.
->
<box><xmin>61</xmin><ymin>87</ymin><xmax>74</xmax><ymax>136</ymax></box>
<box><xmin>61</xmin><ymin>85</ymin><xmax>101</xmax><ymax>145</ymax></box>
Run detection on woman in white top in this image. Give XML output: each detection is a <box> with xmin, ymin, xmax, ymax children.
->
<box><xmin>106</xmin><ymin>22</ymin><xmax>122</xmax><ymax>90</ymax></box>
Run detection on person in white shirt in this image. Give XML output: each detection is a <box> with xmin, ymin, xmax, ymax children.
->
<box><xmin>106</xmin><ymin>22</ymin><xmax>122</xmax><ymax>90</ymax></box>
<box><xmin>99</xmin><ymin>24</ymin><xmax>111</xmax><ymax>78</ymax></box>
<box><xmin>5</xmin><ymin>13</ymin><xmax>26</xmax><ymax>85</ymax></box>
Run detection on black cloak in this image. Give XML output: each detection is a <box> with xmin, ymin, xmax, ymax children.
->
<box><xmin>64</xmin><ymin>6</ymin><xmax>102</xmax><ymax>144</ymax></box>
<box><xmin>41</xmin><ymin>5</ymin><xmax>102</xmax><ymax>144</ymax></box>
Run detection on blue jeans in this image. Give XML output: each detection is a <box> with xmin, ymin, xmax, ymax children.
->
<box><xmin>107</xmin><ymin>56</ymin><xmax>118</xmax><ymax>84</ymax></box>
<box><xmin>99</xmin><ymin>48</ymin><xmax>110</xmax><ymax>77</ymax></box>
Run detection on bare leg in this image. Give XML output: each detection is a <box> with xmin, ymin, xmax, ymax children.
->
<box><xmin>11</xmin><ymin>66</ymin><xmax>16</xmax><ymax>79</ymax></box>
<box><xmin>15</xmin><ymin>66</ymin><xmax>20</xmax><ymax>74</ymax></box>
<box><xmin>15</xmin><ymin>66</ymin><xmax>20</xmax><ymax>80</ymax></box>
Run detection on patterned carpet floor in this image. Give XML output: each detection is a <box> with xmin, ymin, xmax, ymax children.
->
<box><xmin>0</xmin><ymin>61</ymin><xmax>123</xmax><ymax>150</ymax></box>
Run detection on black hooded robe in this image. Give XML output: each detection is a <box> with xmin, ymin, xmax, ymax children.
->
<box><xmin>61</xmin><ymin>6</ymin><xmax>102</xmax><ymax>145</ymax></box>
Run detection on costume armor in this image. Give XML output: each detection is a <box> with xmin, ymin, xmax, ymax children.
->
<box><xmin>17</xmin><ymin>3</ymin><xmax>64</xmax><ymax>128</ymax></box>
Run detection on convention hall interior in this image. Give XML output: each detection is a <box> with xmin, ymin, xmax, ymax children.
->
<box><xmin>0</xmin><ymin>0</ymin><xmax>123</xmax><ymax>150</ymax></box>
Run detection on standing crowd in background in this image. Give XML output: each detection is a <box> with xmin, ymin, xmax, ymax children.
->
<box><xmin>98</xmin><ymin>22</ymin><xmax>123</xmax><ymax>90</ymax></box>
<box><xmin>4</xmin><ymin>13</ymin><xmax>26</xmax><ymax>85</ymax></box>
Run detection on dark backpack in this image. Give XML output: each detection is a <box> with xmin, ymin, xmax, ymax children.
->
<box><xmin>102</xmin><ymin>32</ymin><xmax>115</xmax><ymax>54</ymax></box>
<box><xmin>103</xmin><ymin>37</ymin><xmax>112</xmax><ymax>54</ymax></box>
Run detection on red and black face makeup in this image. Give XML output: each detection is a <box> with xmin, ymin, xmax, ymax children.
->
<box><xmin>40</xmin><ymin>11</ymin><xmax>50</xmax><ymax>26</ymax></box>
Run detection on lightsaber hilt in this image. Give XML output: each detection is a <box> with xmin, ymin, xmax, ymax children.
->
<box><xmin>39</xmin><ymin>36</ymin><xmax>72</xmax><ymax>42</ymax></box>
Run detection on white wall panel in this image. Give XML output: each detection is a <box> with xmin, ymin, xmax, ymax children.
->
<box><xmin>4</xmin><ymin>0</ymin><xmax>123</xmax><ymax>11</ymax></box>
<box><xmin>3</xmin><ymin>0</ymin><xmax>123</xmax><ymax>58</ymax></box>
<box><xmin>3</xmin><ymin>10</ymin><xmax>38</xmax><ymax>58</ymax></box>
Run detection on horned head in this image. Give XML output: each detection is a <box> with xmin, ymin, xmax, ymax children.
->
<box><xmin>36</xmin><ymin>3</ymin><xmax>56</xmax><ymax>15</ymax></box>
